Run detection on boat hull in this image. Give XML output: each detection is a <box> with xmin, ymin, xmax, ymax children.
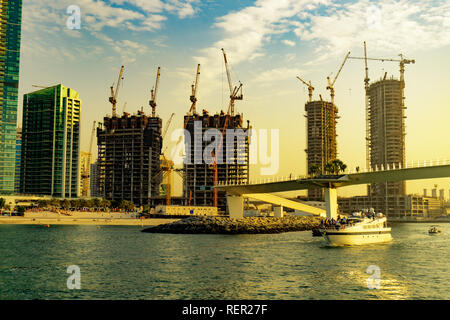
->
<box><xmin>323</xmin><ymin>230</ymin><xmax>392</xmax><ymax>246</ymax></box>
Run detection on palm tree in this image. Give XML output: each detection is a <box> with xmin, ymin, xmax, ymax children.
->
<box><xmin>309</xmin><ymin>164</ymin><xmax>321</xmax><ymax>177</ymax></box>
<box><xmin>324</xmin><ymin>162</ymin><xmax>334</xmax><ymax>174</ymax></box>
<box><xmin>325</xmin><ymin>159</ymin><xmax>348</xmax><ymax>175</ymax></box>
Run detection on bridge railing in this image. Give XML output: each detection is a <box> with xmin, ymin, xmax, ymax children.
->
<box><xmin>217</xmin><ymin>158</ymin><xmax>450</xmax><ymax>187</ymax></box>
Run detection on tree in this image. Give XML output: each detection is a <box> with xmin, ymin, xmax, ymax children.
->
<box><xmin>119</xmin><ymin>200</ymin><xmax>135</xmax><ymax>212</ymax></box>
<box><xmin>325</xmin><ymin>159</ymin><xmax>347</xmax><ymax>175</ymax></box>
<box><xmin>62</xmin><ymin>199</ymin><xmax>71</xmax><ymax>209</ymax></box>
<box><xmin>309</xmin><ymin>164</ymin><xmax>321</xmax><ymax>177</ymax></box>
<box><xmin>0</xmin><ymin>198</ymin><xmax>5</xmax><ymax>209</ymax></box>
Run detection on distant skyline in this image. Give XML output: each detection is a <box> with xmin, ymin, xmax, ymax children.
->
<box><xmin>18</xmin><ymin>0</ymin><xmax>450</xmax><ymax>197</ymax></box>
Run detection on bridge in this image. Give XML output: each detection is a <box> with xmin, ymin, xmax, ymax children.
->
<box><xmin>216</xmin><ymin>160</ymin><xmax>450</xmax><ymax>219</ymax></box>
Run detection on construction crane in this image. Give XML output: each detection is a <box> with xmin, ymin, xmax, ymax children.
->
<box><xmin>122</xmin><ymin>102</ymin><xmax>127</xmax><ymax>114</ymax></box>
<box><xmin>109</xmin><ymin>65</ymin><xmax>124</xmax><ymax>117</ymax></box>
<box><xmin>189</xmin><ymin>64</ymin><xmax>201</xmax><ymax>115</ymax></box>
<box><xmin>158</xmin><ymin>113</ymin><xmax>175</xmax><ymax>205</ymax></box>
<box><xmin>221</xmin><ymin>48</ymin><xmax>243</xmax><ymax>116</ymax></box>
<box><xmin>149</xmin><ymin>67</ymin><xmax>161</xmax><ymax>117</ymax></box>
<box><xmin>181</xmin><ymin>64</ymin><xmax>201</xmax><ymax>130</ymax></box>
<box><xmin>80</xmin><ymin>121</ymin><xmax>97</xmax><ymax>197</ymax></box>
<box><xmin>296</xmin><ymin>76</ymin><xmax>314</xmax><ymax>102</ymax></box>
<box><xmin>348</xmin><ymin>42</ymin><xmax>415</xmax><ymax>168</ymax></box>
<box><xmin>326</xmin><ymin>51</ymin><xmax>351</xmax><ymax>105</ymax></box>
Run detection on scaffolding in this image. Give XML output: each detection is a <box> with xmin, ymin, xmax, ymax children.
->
<box><xmin>183</xmin><ymin>110</ymin><xmax>250</xmax><ymax>213</ymax></box>
<box><xmin>97</xmin><ymin>111</ymin><xmax>162</xmax><ymax>206</ymax></box>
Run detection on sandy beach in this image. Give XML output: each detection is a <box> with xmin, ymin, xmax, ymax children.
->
<box><xmin>0</xmin><ymin>211</ymin><xmax>179</xmax><ymax>226</ymax></box>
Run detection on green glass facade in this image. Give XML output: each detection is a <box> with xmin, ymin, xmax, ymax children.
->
<box><xmin>21</xmin><ymin>85</ymin><xmax>81</xmax><ymax>198</ymax></box>
<box><xmin>0</xmin><ymin>0</ymin><xmax>22</xmax><ymax>194</ymax></box>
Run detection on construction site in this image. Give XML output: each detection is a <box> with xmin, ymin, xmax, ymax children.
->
<box><xmin>183</xmin><ymin>110</ymin><xmax>250</xmax><ymax>212</ymax></box>
<box><xmin>298</xmin><ymin>52</ymin><xmax>349</xmax><ymax>201</ymax></box>
<box><xmin>93</xmin><ymin>66</ymin><xmax>163</xmax><ymax>206</ymax></box>
<box><xmin>81</xmin><ymin>48</ymin><xmax>251</xmax><ymax>214</ymax></box>
<box><xmin>335</xmin><ymin>42</ymin><xmax>423</xmax><ymax>219</ymax></box>
<box><xmin>181</xmin><ymin>49</ymin><xmax>250</xmax><ymax>213</ymax></box>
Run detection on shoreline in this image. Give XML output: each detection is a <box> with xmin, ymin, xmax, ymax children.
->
<box><xmin>0</xmin><ymin>216</ymin><xmax>180</xmax><ymax>226</ymax></box>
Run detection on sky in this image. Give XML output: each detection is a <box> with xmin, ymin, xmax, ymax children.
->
<box><xmin>18</xmin><ymin>0</ymin><xmax>450</xmax><ymax>198</ymax></box>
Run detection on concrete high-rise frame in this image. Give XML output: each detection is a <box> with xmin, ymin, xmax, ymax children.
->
<box><xmin>20</xmin><ymin>85</ymin><xmax>81</xmax><ymax>197</ymax></box>
<box><xmin>305</xmin><ymin>100</ymin><xmax>338</xmax><ymax>201</ymax></box>
<box><xmin>0</xmin><ymin>0</ymin><xmax>22</xmax><ymax>194</ymax></box>
<box><xmin>183</xmin><ymin>110</ymin><xmax>250</xmax><ymax>213</ymax></box>
<box><xmin>368</xmin><ymin>78</ymin><xmax>406</xmax><ymax>215</ymax></box>
<box><xmin>96</xmin><ymin>111</ymin><xmax>162</xmax><ymax>206</ymax></box>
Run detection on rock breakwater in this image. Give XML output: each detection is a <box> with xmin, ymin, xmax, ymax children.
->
<box><xmin>141</xmin><ymin>215</ymin><xmax>321</xmax><ymax>234</ymax></box>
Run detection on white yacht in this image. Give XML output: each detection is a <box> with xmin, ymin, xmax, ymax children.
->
<box><xmin>319</xmin><ymin>210</ymin><xmax>392</xmax><ymax>246</ymax></box>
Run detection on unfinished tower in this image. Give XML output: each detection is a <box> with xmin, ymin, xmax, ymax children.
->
<box><xmin>368</xmin><ymin>78</ymin><xmax>406</xmax><ymax>211</ymax></box>
<box><xmin>183</xmin><ymin>110</ymin><xmax>250</xmax><ymax>213</ymax></box>
<box><xmin>97</xmin><ymin>111</ymin><xmax>162</xmax><ymax>206</ymax></box>
<box><xmin>305</xmin><ymin>100</ymin><xmax>338</xmax><ymax>201</ymax></box>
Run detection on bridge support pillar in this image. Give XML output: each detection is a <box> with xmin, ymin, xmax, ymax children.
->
<box><xmin>274</xmin><ymin>206</ymin><xmax>284</xmax><ymax>218</ymax></box>
<box><xmin>324</xmin><ymin>187</ymin><xmax>338</xmax><ymax>220</ymax></box>
<box><xmin>227</xmin><ymin>195</ymin><xmax>244</xmax><ymax>219</ymax></box>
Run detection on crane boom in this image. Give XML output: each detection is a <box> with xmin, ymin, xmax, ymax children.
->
<box><xmin>326</xmin><ymin>51</ymin><xmax>350</xmax><ymax>105</ymax></box>
<box><xmin>189</xmin><ymin>64</ymin><xmax>201</xmax><ymax>114</ymax></box>
<box><xmin>221</xmin><ymin>48</ymin><xmax>233</xmax><ymax>95</ymax></box>
<box><xmin>150</xmin><ymin>67</ymin><xmax>161</xmax><ymax>117</ymax></box>
<box><xmin>109</xmin><ymin>65</ymin><xmax>124</xmax><ymax>117</ymax></box>
<box><xmin>221</xmin><ymin>48</ymin><xmax>242</xmax><ymax>116</ymax></box>
<box><xmin>162</xmin><ymin>113</ymin><xmax>175</xmax><ymax>141</ymax></box>
<box><xmin>296</xmin><ymin>76</ymin><xmax>314</xmax><ymax>102</ymax></box>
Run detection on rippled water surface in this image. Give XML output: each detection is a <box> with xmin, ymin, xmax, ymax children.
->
<box><xmin>0</xmin><ymin>223</ymin><xmax>449</xmax><ymax>299</ymax></box>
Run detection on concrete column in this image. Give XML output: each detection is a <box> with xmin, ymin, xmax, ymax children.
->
<box><xmin>227</xmin><ymin>195</ymin><xmax>244</xmax><ymax>219</ymax></box>
<box><xmin>324</xmin><ymin>187</ymin><xmax>338</xmax><ymax>220</ymax></box>
<box><xmin>274</xmin><ymin>206</ymin><xmax>284</xmax><ymax>218</ymax></box>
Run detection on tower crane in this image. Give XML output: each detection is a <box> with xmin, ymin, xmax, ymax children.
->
<box><xmin>326</xmin><ymin>51</ymin><xmax>351</xmax><ymax>105</ymax></box>
<box><xmin>189</xmin><ymin>64</ymin><xmax>201</xmax><ymax>115</ymax></box>
<box><xmin>296</xmin><ymin>76</ymin><xmax>315</xmax><ymax>102</ymax></box>
<box><xmin>158</xmin><ymin>113</ymin><xmax>175</xmax><ymax>206</ymax></box>
<box><xmin>109</xmin><ymin>65</ymin><xmax>124</xmax><ymax>117</ymax></box>
<box><xmin>348</xmin><ymin>42</ymin><xmax>415</xmax><ymax>168</ymax></box>
<box><xmin>182</xmin><ymin>64</ymin><xmax>201</xmax><ymax>129</ymax></box>
<box><xmin>221</xmin><ymin>48</ymin><xmax>243</xmax><ymax>116</ymax></box>
<box><xmin>81</xmin><ymin>121</ymin><xmax>97</xmax><ymax>197</ymax></box>
<box><xmin>149</xmin><ymin>67</ymin><xmax>161</xmax><ymax>117</ymax></box>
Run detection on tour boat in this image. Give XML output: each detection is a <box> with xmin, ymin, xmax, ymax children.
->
<box><xmin>319</xmin><ymin>212</ymin><xmax>392</xmax><ymax>246</ymax></box>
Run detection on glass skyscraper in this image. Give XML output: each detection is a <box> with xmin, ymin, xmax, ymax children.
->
<box><xmin>0</xmin><ymin>0</ymin><xmax>22</xmax><ymax>194</ymax></box>
<box><xmin>21</xmin><ymin>85</ymin><xmax>81</xmax><ymax>198</ymax></box>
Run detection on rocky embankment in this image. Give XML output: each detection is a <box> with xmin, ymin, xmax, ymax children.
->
<box><xmin>141</xmin><ymin>215</ymin><xmax>321</xmax><ymax>234</ymax></box>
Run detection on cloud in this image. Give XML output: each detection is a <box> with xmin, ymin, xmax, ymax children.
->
<box><xmin>22</xmin><ymin>0</ymin><xmax>201</xmax><ymax>63</ymax></box>
<box><xmin>293</xmin><ymin>0</ymin><xmax>450</xmax><ymax>62</ymax></box>
<box><xmin>193</xmin><ymin>0</ymin><xmax>327</xmax><ymax>80</ymax></box>
<box><xmin>282</xmin><ymin>39</ymin><xmax>296</xmax><ymax>47</ymax></box>
<box><xmin>253</xmin><ymin>67</ymin><xmax>302</xmax><ymax>84</ymax></box>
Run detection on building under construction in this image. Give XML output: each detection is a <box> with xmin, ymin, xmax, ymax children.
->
<box><xmin>305</xmin><ymin>100</ymin><xmax>338</xmax><ymax>201</ymax></box>
<box><xmin>368</xmin><ymin>77</ymin><xmax>406</xmax><ymax>197</ymax></box>
<box><xmin>183</xmin><ymin>110</ymin><xmax>250</xmax><ymax>213</ymax></box>
<box><xmin>96</xmin><ymin>111</ymin><xmax>162</xmax><ymax>206</ymax></box>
